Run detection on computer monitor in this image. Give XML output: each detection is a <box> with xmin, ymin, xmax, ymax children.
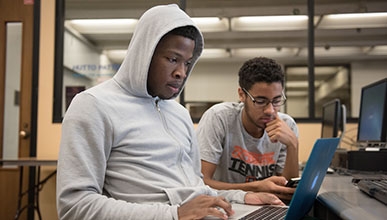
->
<box><xmin>321</xmin><ymin>99</ymin><xmax>342</xmax><ymax>138</ymax></box>
<box><xmin>357</xmin><ymin>78</ymin><xmax>387</xmax><ymax>146</ymax></box>
<box><xmin>339</xmin><ymin>104</ymin><xmax>346</xmax><ymax>138</ymax></box>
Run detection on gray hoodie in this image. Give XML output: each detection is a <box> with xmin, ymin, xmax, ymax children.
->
<box><xmin>57</xmin><ymin>4</ymin><xmax>245</xmax><ymax>220</ymax></box>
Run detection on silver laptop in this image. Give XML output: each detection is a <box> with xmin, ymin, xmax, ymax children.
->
<box><xmin>206</xmin><ymin>137</ymin><xmax>340</xmax><ymax>220</ymax></box>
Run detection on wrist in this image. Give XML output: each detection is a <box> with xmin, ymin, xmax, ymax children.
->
<box><xmin>287</xmin><ymin>137</ymin><xmax>298</xmax><ymax>150</ymax></box>
<box><xmin>245</xmin><ymin>180</ymin><xmax>262</xmax><ymax>192</ymax></box>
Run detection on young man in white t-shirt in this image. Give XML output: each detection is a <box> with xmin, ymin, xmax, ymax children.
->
<box><xmin>197</xmin><ymin>57</ymin><xmax>299</xmax><ymax>201</ymax></box>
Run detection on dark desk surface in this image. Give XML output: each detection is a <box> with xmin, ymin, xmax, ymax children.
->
<box><xmin>317</xmin><ymin>174</ymin><xmax>387</xmax><ymax>220</ymax></box>
<box><xmin>0</xmin><ymin>157</ymin><xmax>57</xmax><ymax>166</ymax></box>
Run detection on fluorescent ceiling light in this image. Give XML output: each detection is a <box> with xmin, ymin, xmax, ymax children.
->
<box><xmin>286</xmin><ymin>81</ymin><xmax>320</xmax><ymax>88</ymax></box>
<box><xmin>232</xmin><ymin>48</ymin><xmax>298</xmax><ymax>58</ymax></box>
<box><xmin>105</xmin><ymin>49</ymin><xmax>127</xmax><ymax>63</ymax></box>
<box><xmin>67</xmin><ymin>17</ymin><xmax>229</xmax><ymax>34</ymax></box>
<box><xmin>286</xmin><ymin>67</ymin><xmax>308</xmax><ymax>75</ymax></box>
<box><xmin>105</xmin><ymin>49</ymin><xmax>233</xmax><ymax>61</ymax></box>
<box><xmin>66</xmin><ymin>12</ymin><xmax>387</xmax><ymax>34</ymax></box>
<box><xmin>105</xmin><ymin>48</ymin><xmax>232</xmax><ymax>62</ymax></box>
<box><xmin>299</xmin><ymin>46</ymin><xmax>364</xmax><ymax>57</ymax></box>
<box><xmin>231</xmin><ymin>15</ymin><xmax>308</xmax><ymax>31</ymax></box>
<box><xmin>68</xmin><ymin>19</ymin><xmax>138</xmax><ymax>34</ymax></box>
<box><xmin>315</xmin><ymin>46</ymin><xmax>363</xmax><ymax>56</ymax></box>
<box><xmin>106</xmin><ymin>45</ymin><xmax>387</xmax><ymax>63</ymax></box>
<box><xmin>286</xmin><ymin>66</ymin><xmax>341</xmax><ymax>75</ymax></box>
<box><xmin>319</xmin><ymin>12</ymin><xmax>387</xmax><ymax>29</ymax></box>
<box><xmin>201</xmin><ymin>49</ymin><xmax>230</xmax><ymax>58</ymax></box>
<box><xmin>192</xmin><ymin>17</ymin><xmax>229</xmax><ymax>32</ymax></box>
<box><xmin>285</xmin><ymin>91</ymin><xmax>308</xmax><ymax>97</ymax></box>
<box><xmin>286</xmin><ymin>81</ymin><xmax>309</xmax><ymax>88</ymax></box>
<box><xmin>367</xmin><ymin>46</ymin><xmax>387</xmax><ymax>55</ymax></box>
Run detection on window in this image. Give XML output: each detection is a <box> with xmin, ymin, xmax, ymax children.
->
<box><xmin>285</xmin><ymin>65</ymin><xmax>351</xmax><ymax>119</ymax></box>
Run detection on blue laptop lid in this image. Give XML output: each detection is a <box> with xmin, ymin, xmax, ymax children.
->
<box><xmin>285</xmin><ymin>138</ymin><xmax>340</xmax><ymax>220</ymax></box>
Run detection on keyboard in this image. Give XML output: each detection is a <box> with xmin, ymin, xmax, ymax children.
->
<box><xmin>357</xmin><ymin>179</ymin><xmax>387</xmax><ymax>205</ymax></box>
<box><xmin>239</xmin><ymin>206</ymin><xmax>288</xmax><ymax>220</ymax></box>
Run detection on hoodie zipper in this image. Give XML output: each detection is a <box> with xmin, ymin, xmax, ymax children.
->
<box><xmin>154</xmin><ymin>98</ymin><xmax>190</xmax><ymax>185</ymax></box>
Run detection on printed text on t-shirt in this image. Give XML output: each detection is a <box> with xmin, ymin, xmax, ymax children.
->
<box><xmin>229</xmin><ymin>146</ymin><xmax>276</xmax><ymax>181</ymax></box>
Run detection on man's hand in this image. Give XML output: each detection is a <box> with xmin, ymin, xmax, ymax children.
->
<box><xmin>248</xmin><ymin>176</ymin><xmax>295</xmax><ymax>200</ymax></box>
<box><xmin>265</xmin><ymin>115</ymin><xmax>299</xmax><ymax>179</ymax></box>
<box><xmin>244</xmin><ymin>192</ymin><xmax>285</xmax><ymax>206</ymax></box>
<box><xmin>265</xmin><ymin>117</ymin><xmax>297</xmax><ymax>148</ymax></box>
<box><xmin>178</xmin><ymin>195</ymin><xmax>234</xmax><ymax>220</ymax></box>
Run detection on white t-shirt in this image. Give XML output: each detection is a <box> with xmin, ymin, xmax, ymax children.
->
<box><xmin>197</xmin><ymin>102</ymin><xmax>299</xmax><ymax>183</ymax></box>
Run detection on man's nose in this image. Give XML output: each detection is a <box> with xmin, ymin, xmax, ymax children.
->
<box><xmin>173</xmin><ymin>63</ymin><xmax>187</xmax><ymax>79</ymax></box>
<box><xmin>263</xmin><ymin>102</ymin><xmax>275</xmax><ymax>113</ymax></box>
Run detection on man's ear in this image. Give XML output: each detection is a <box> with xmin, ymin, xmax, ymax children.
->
<box><xmin>237</xmin><ymin>87</ymin><xmax>245</xmax><ymax>103</ymax></box>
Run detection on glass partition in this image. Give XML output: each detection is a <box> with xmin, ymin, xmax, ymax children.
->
<box><xmin>285</xmin><ymin>65</ymin><xmax>351</xmax><ymax>119</ymax></box>
<box><xmin>53</xmin><ymin>0</ymin><xmax>387</xmax><ymax>122</ymax></box>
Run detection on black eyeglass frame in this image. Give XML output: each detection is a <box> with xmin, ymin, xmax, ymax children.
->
<box><xmin>242</xmin><ymin>87</ymin><xmax>287</xmax><ymax>108</ymax></box>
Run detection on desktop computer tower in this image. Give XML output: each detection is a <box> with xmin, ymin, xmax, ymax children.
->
<box><xmin>347</xmin><ymin>150</ymin><xmax>387</xmax><ymax>172</ymax></box>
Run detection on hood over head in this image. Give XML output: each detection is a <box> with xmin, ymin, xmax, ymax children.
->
<box><xmin>113</xmin><ymin>4</ymin><xmax>204</xmax><ymax>99</ymax></box>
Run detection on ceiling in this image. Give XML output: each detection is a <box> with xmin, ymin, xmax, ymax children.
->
<box><xmin>64</xmin><ymin>0</ymin><xmax>387</xmax><ymax>62</ymax></box>
<box><xmin>63</xmin><ymin>0</ymin><xmax>387</xmax><ymax>105</ymax></box>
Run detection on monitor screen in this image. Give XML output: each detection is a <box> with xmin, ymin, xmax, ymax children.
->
<box><xmin>321</xmin><ymin>99</ymin><xmax>341</xmax><ymax>138</ymax></box>
<box><xmin>357</xmin><ymin>78</ymin><xmax>387</xmax><ymax>143</ymax></box>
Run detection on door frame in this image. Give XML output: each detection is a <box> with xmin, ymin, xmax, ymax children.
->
<box><xmin>0</xmin><ymin>0</ymin><xmax>40</xmax><ymax>219</ymax></box>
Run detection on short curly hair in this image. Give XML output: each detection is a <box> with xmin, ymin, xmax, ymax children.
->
<box><xmin>238</xmin><ymin>57</ymin><xmax>284</xmax><ymax>90</ymax></box>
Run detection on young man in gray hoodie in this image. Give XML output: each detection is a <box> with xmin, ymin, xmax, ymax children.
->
<box><xmin>56</xmin><ymin>4</ymin><xmax>284</xmax><ymax>220</ymax></box>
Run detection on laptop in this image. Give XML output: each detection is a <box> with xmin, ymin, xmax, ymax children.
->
<box><xmin>206</xmin><ymin>137</ymin><xmax>340</xmax><ymax>220</ymax></box>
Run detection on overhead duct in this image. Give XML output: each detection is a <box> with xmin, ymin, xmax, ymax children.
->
<box><xmin>315</xmin><ymin>68</ymin><xmax>349</xmax><ymax>103</ymax></box>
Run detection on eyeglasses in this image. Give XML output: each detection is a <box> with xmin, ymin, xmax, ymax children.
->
<box><xmin>242</xmin><ymin>88</ymin><xmax>286</xmax><ymax>108</ymax></box>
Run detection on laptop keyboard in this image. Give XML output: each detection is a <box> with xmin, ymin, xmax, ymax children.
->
<box><xmin>239</xmin><ymin>206</ymin><xmax>288</xmax><ymax>220</ymax></box>
<box><xmin>357</xmin><ymin>179</ymin><xmax>387</xmax><ymax>205</ymax></box>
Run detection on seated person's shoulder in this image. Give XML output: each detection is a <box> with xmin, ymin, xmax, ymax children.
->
<box><xmin>278</xmin><ymin>112</ymin><xmax>298</xmax><ymax>133</ymax></box>
<box><xmin>278</xmin><ymin>112</ymin><xmax>296</xmax><ymax>123</ymax></box>
<box><xmin>215</xmin><ymin>102</ymin><xmax>244</xmax><ymax>113</ymax></box>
